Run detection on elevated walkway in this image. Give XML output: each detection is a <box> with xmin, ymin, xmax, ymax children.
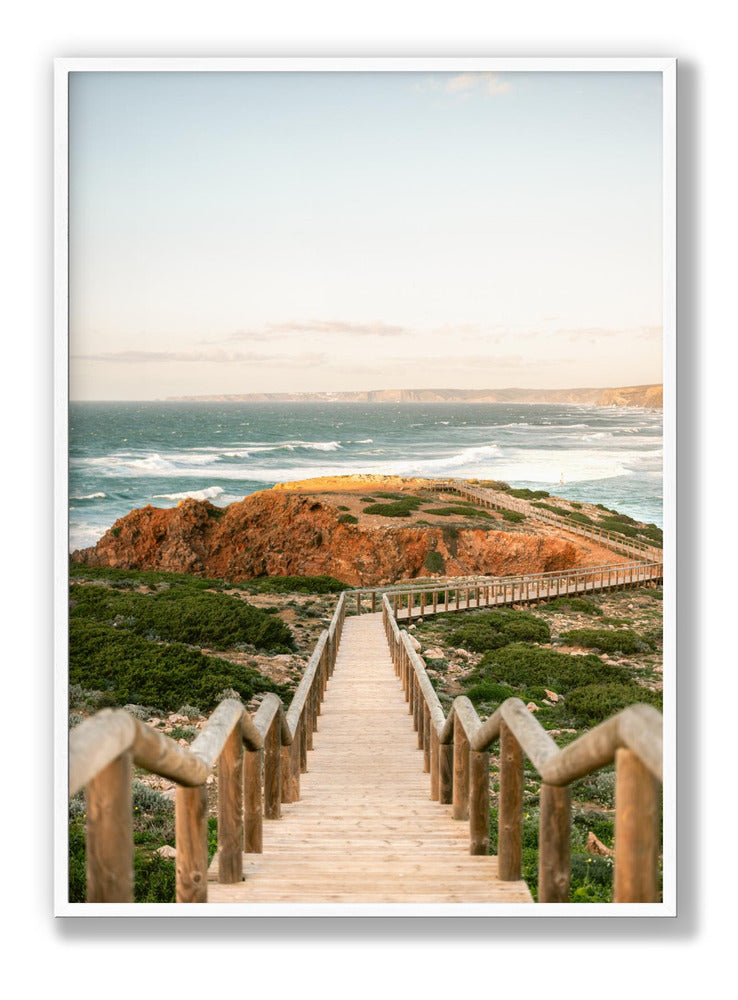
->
<box><xmin>208</xmin><ymin>614</ymin><xmax>532</xmax><ymax>903</ymax></box>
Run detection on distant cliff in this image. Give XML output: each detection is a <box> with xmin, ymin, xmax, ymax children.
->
<box><xmin>168</xmin><ymin>384</ymin><xmax>663</xmax><ymax>408</ymax></box>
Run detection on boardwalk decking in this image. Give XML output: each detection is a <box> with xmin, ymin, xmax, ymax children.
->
<box><xmin>208</xmin><ymin>614</ymin><xmax>532</xmax><ymax>903</ymax></box>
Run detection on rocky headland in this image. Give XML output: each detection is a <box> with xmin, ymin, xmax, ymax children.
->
<box><xmin>70</xmin><ymin>476</ymin><xmax>632</xmax><ymax>587</ymax></box>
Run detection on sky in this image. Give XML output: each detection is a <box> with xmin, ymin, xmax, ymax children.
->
<box><xmin>68</xmin><ymin>69</ymin><xmax>664</xmax><ymax>400</ymax></box>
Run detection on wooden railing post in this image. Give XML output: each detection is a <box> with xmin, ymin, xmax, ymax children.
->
<box><xmin>175</xmin><ymin>783</ymin><xmax>209</xmax><ymax>902</ymax></box>
<box><xmin>614</xmin><ymin>748</ymin><xmax>660</xmax><ymax>902</ymax></box>
<box><xmin>439</xmin><ymin>740</ymin><xmax>453</xmax><ymax>804</ymax></box>
<box><xmin>452</xmin><ymin>715</ymin><xmax>470</xmax><ymax>820</ymax></box>
<box><xmin>423</xmin><ymin>703</ymin><xmax>431</xmax><ymax>772</ymax></box>
<box><xmin>538</xmin><ymin>783</ymin><xmax>571</xmax><ymax>902</ymax></box>
<box><xmin>85</xmin><ymin>750</ymin><xmax>133</xmax><ymax>902</ymax></box>
<box><xmin>281</xmin><ymin>730</ymin><xmax>300</xmax><ymax>804</ymax></box>
<box><xmin>469</xmin><ymin>750</ymin><xmax>490</xmax><ymax>855</ymax></box>
<box><xmin>243</xmin><ymin>747</ymin><xmax>263</xmax><ymax>853</ymax></box>
<box><xmin>430</xmin><ymin>727</ymin><xmax>440</xmax><ymax>800</ymax></box>
<box><xmin>263</xmin><ymin>718</ymin><xmax>282</xmax><ymax>820</ymax></box>
<box><xmin>498</xmin><ymin>719</ymin><xmax>523</xmax><ymax>881</ymax></box>
<box><xmin>217</xmin><ymin>723</ymin><xmax>244</xmax><ymax>883</ymax></box>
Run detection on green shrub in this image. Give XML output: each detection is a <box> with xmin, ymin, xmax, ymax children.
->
<box><xmin>572</xmin><ymin>770</ymin><xmax>616</xmax><ymax>808</ymax></box>
<box><xmin>69</xmin><ymin>620</ymin><xmax>288</xmax><ymax>712</ymax></box>
<box><xmin>565</xmin><ymin>511</ymin><xmax>594</xmax><ymax>525</ymax></box>
<box><xmin>507</xmin><ymin>488</ymin><xmax>550</xmax><ymax>499</ymax></box>
<box><xmin>337</xmin><ymin>505</ymin><xmax>350</xmax><ymax>511</ymax></box>
<box><xmin>465</xmin><ymin>680</ymin><xmax>516</xmax><ymax>707</ymax></box>
<box><xmin>70</xmin><ymin>583</ymin><xmax>293</xmax><ymax>651</ymax></box>
<box><xmin>363</xmin><ymin>496</ymin><xmax>425</xmax><ymax>517</ymax></box>
<box><xmin>598</xmin><ymin>517</ymin><xmax>640</xmax><ymax>538</ymax></box>
<box><xmin>480</xmin><ymin>644</ymin><xmax>629</xmax><ymax>693</ymax></box>
<box><xmin>565</xmin><ymin>682</ymin><xmax>662</xmax><ymax>725</ymax></box>
<box><xmin>246</xmin><ymin>575</ymin><xmax>349</xmax><ymax>594</ymax></box>
<box><xmin>133</xmin><ymin>852</ymin><xmax>177</xmax><ymax>902</ymax></box>
<box><xmin>338</xmin><ymin>513</ymin><xmax>358</xmax><ymax>524</ymax></box>
<box><xmin>501</xmin><ymin>510</ymin><xmax>525</xmax><ymax>523</ymax></box>
<box><xmin>539</xmin><ymin>597</ymin><xmax>603</xmax><ymax>616</ymax></box>
<box><xmin>560</xmin><ymin>628</ymin><xmax>651</xmax><ymax>655</ymax></box>
<box><xmin>422</xmin><ymin>506</ymin><xmax>493</xmax><ymax>519</ymax></box>
<box><xmin>424</xmin><ymin>550</ymin><xmax>445</xmax><ymax>574</ymax></box>
<box><xmin>450</xmin><ymin>610</ymin><xmax>550</xmax><ymax>653</ymax></box>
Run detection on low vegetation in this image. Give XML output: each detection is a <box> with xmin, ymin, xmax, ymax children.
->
<box><xmin>408</xmin><ymin>586</ymin><xmax>663</xmax><ymax>901</ymax></box>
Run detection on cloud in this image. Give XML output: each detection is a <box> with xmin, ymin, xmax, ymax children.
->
<box><xmin>445</xmin><ymin>72</ymin><xmax>512</xmax><ymax>98</ymax></box>
<box><xmin>220</xmin><ymin>318</ymin><xmax>410</xmax><ymax>343</ymax></box>
<box><xmin>73</xmin><ymin>349</ymin><xmax>327</xmax><ymax>366</ymax></box>
<box><xmin>267</xmin><ymin>319</ymin><xmax>409</xmax><ymax>338</ymax></box>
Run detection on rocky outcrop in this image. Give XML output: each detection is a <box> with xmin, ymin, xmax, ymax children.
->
<box><xmin>70</xmin><ymin>491</ymin><xmax>585</xmax><ymax>587</ymax></box>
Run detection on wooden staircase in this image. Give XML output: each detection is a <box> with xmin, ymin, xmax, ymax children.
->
<box><xmin>207</xmin><ymin>614</ymin><xmax>532</xmax><ymax>903</ymax></box>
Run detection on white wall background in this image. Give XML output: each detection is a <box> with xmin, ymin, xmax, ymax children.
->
<box><xmin>2</xmin><ymin>2</ymin><xmax>730</xmax><ymax>994</ymax></box>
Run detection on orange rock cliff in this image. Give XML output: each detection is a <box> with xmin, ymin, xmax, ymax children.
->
<box><xmin>70</xmin><ymin>484</ymin><xmax>611</xmax><ymax>587</ymax></box>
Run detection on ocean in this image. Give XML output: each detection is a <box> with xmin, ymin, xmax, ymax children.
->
<box><xmin>68</xmin><ymin>401</ymin><xmax>663</xmax><ymax>552</ymax></box>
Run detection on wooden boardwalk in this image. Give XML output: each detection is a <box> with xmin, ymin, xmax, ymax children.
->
<box><xmin>208</xmin><ymin>613</ymin><xmax>532</xmax><ymax>903</ymax></box>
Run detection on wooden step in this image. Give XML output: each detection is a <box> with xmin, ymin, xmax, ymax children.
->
<box><xmin>207</xmin><ymin>613</ymin><xmax>532</xmax><ymax>904</ymax></box>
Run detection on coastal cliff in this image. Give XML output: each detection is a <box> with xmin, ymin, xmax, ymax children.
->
<box><xmin>168</xmin><ymin>384</ymin><xmax>663</xmax><ymax>408</ymax></box>
<box><xmin>70</xmin><ymin>484</ymin><xmax>600</xmax><ymax>586</ymax></box>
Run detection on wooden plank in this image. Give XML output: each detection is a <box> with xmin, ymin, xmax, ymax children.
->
<box><xmin>206</xmin><ymin>614</ymin><xmax>532</xmax><ymax>904</ymax></box>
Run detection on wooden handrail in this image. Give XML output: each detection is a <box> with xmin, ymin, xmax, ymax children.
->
<box><xmin>68</xmin><ymin>588</ymin><xmax>348</xmax><ymax>903</ymax></box>
<box><xmin>381</xmin><ymin>593</ymin><xmax>663</xmax><ymax>902</ymax></box>
<box><xmin>351</xmin><ymin>559</ymin><xmax>663</xmax><ymax>618</ymax></box>
<box><xmin>431</xmin><ymin>478</ymin><xmax>663</xmax><ymax>559</ymax></box>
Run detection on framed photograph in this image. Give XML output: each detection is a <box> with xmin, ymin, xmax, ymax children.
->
<box><xmin>55</xmin><ymin>57</ymin><xmax>675</xmax><ymax>915</ymax></box>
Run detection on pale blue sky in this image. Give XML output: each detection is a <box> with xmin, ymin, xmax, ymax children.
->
<box><xmin>69</xmin><ymin>70</ymin><xmax>663</xmax><ymax>400</ymax></box>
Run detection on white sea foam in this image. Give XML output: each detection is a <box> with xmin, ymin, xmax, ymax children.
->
<box><xmin>71</xmin><ymin>492</ymin><xmax>107</xmax><ymax>500</ymax></box>
<box><xmin>152</xmin><ymin>486</ymin><xmax>226</xmax><ymax>502</ymax></box>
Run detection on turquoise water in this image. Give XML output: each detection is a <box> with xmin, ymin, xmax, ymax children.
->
<box><xmin>68</xmin><ymin>401</ymin><xmax>663</xmax><ymax>551</ymax></box>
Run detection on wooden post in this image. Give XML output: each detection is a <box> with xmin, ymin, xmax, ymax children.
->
<box><xmin>452</xmin><ymin>715</ymin><xmax>470</xmax><ymax>820</ymax></box>
<box><xmin>433</xmin><ymin>589</ymin><xmax>438</xmax><ymax>614</ymax></box>
<box><xmin>444</xmin><ymin>587</ymin><xmax>449</xmax><ymax>611</ymax></box>
<box><xmin>299</xmin><ymin>709</ymin><xmax>308</xmax><ymax>771</ymax></box>
<box><xmin>498</xmin><ymin>719</ymin><xmax>523</xmax><ymax>881</ymax></box>
<box><xmin>469</xmin><ymin>750</ymin><xmax>490</xmax><ymax>855</ymax></box>
<box><xmin>430</xmin><ymin>728</ymin><xmax>440</xmax><ymax>800</ymax></box>
<box><xmin>420</xmin><ymin>591</ymin><xmax>425</xmax><ymax>617</ymax></box>
<box><xmin>263</xmin><ymin>718</ymin><xmax>281</xmax><ymax>820</ymax></box>
<box><xmin>614</xmin><ymin>748</ymin><xmax>660</xmax><ymax>902</ymax></box>
<box><xmin>85</xmin><ymin>750</ymin><xmax>133</xmax><ymax>902</ymax></box>
<box><xmin>217</xmin><ymin>723</ymin><xmax>244</xmax><ymax>883</ymax></box>
<box><xmin>415</xmin><ymin>681</ymin><xmax>423</xmax><ymax>743</ymax></box>
<box><xmin>243</xmin><ymin>747</ymin><xmax>263</xmax><ymax>853</ymax></box>
<box><xmin>423</xmin><ymin>703</ymin><xmax>431</xmax><ymax>772</ymax></box>
<box><xmin>175</xmin><ymin>783</ymin><xmax>209</xmax><ymax>902</ymax></box>
<box><xmin>393</xmin><ymin>594</ymin><xmax>398</xmax><ymax>618</ymax></box>
<box><xmin>371</xmin><ymin>591</ymin><xmax>376</xmax><ymax>613</ymax></box>
<box><xmin>281</xmin><ymin>732</ymin><xmax>300</xmax><ymax>804</ymax></box>
<box><xmin>538</xmin><ymin>783</ymin><xmax>571</xmax><ymax>902</ymax></box>
<box><xmin>439</xmin><ymin>741</ymin><xmax>453</xmax><ymax>805</ymax></box>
